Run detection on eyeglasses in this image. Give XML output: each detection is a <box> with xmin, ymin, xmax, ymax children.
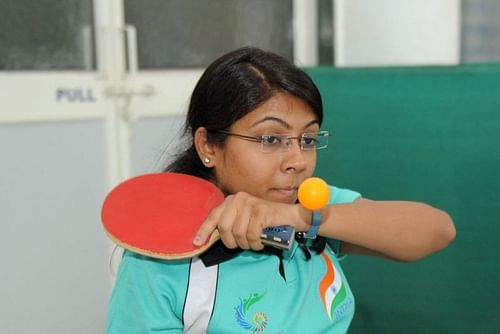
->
<box><xmin>213</xmin><ymin>130</ymin><xmax>330</xmax><ymax>153</ymax></box>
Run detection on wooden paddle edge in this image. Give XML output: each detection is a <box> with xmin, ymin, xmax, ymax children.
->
<box><xmin>103</xmin><ymin>229</ymin><xmax>221</xmax><ymax>260</ymax></box>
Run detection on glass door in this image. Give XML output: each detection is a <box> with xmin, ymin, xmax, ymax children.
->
<box><xmin>119</xmin><ymin>0</ymin><xmax>317</xmax><ymax>173</ymax></box>
<box><xmin>119</xmin><ymin>0</ymin><xmax>297</xmax><ymax>167</ymax></box>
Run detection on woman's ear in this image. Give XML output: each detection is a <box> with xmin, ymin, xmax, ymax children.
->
<box><xmin>194</xmin><ymin>127</ymin><xmax>216</xmax><ymax>167</ymax></box>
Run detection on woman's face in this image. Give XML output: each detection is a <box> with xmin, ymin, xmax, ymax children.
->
<box><xmin>212</xmin><ymin>92</ymin><xmax>319</xmax><ymax>204</ymax></box>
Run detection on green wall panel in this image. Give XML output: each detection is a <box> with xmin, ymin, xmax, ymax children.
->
<box><xmin>307</xmin><ymin>64</ymin><xmax>500</xmax><ymax>333</ymax></box>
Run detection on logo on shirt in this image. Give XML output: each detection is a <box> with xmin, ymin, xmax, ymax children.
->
<box><xmin>319</xmin><ymin>252</ymin><xmax>349</xmax><ymax>320</ymax></box>
<box><xmin>235</xmin><ymin>290</ymin><xmax>268</xmax><ymax>333</ymax></box>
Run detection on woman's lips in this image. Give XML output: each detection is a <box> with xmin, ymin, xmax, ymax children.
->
<box><xmin>270</xmin><ymin>187</ymin><xmax>298</xmax><ymax>201</ymax></box>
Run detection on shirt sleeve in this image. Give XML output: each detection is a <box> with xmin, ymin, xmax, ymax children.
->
<box><xmin>106</xmin><ymin>251</ymin><xmax>189</xmax><ymax>334</ymax></box>
<box><xmin>328</xmin><ymin>185</ymin><xmax>361</xmax><ymax>205</ymax></box>
<box><xmin>325</xmin><ymin>185</ymin><xmax>362</xmax><ymax>256</ymax></box>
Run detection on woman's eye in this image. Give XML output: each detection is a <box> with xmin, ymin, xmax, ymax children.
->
<box><xmin>261</xmin><ymin>135</ymin><xmax>282</xmax><ymax>146</ymax></box>
<box><xmin>302</xmin><ymin>137</ymin><xmax>317</xmax><ymax>147</ymax></box>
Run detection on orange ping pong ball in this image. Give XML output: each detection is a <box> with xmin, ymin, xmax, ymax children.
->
<box><xmin>298</xmin><ymin>177</ymin><xmax>330</xmax><ymax>210</ymax></box>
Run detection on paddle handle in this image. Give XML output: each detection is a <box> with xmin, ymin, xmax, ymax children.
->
<box><xmin>261</xmin><ymin>225</ymin><xmax>295</xmax><ymax>250</ymax></box>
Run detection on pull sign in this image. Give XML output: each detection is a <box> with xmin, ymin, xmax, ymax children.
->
<box><xmin>56</xmin><ymin>88</ymin><xmax>97</xmax><ymax>103</ymax></box>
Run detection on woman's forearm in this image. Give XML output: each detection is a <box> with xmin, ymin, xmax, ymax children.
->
<box><xmin>302</xmin><ymin>198</ymin><xmax>456</xmax><ymax>261</ymax></box>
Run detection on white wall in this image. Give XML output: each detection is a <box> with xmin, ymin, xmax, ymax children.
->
<box><xmin>0</xmin><ymin>115</ymin><xmax>184</xmax><ymax>333</ymax></box>
<box><xmin>0</xmin><ymin>121</ymin><xmax>110</xmax><ymax>333</ymax></box>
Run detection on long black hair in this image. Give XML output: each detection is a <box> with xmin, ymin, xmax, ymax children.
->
<box><xmin>164</xmin><ymin>46</ymin><xmax>323</xmax><ymax>180</ymax></box>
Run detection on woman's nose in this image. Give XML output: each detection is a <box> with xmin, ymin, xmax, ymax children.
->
<box><xmin>282</xmin><ymin>140</ymin><xmax>307</xmax><ymax>173</ymax></box>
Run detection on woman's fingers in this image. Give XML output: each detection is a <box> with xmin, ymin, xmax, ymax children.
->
<box><xmin>247</xmin><ymin>204</ymin><xmax>266</xmax><ymax>251</ymax></box>
<box><xmin>194</xmin><ymin>192</ymin><xmax>294</xmax><ymax>251</ymax></box>
<box><xmin>216</xmin><ymin>195</ymin><xmax>239</xmax><ymax>249</ymax></box>
<box><xmin>229</xmin><ymin>193</ymin><xmax>267</xmax><ymax>251</ymax></box>
<box><xmin>231</xmin><ymin>198</ymin><xmax>252</xmax><ymax>249</ymax></box>
<box><xmin>193</xmin><ymin>200</ymin><xmax>226</xmax><ymax>246</ymax></box>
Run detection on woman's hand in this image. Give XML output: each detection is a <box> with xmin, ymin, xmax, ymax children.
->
<box><xmin>193</xmin><ymin>192</ymin><xmax>309</xmax><ymax>251</ymax></box>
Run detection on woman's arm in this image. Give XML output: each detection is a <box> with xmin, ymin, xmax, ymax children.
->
<box><xmin>195</xmin><ymin>193</ymin><xmax>456</xmax><ymax>262</ymax></box>
<box><xmin>298</xmin><ymin>198</ymin><xmax>456</xmax><ymax>261</ymax></box>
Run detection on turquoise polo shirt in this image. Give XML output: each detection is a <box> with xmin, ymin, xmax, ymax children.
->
<box><xmin>106</xmin><ymin>185</ymin><xmax>361</xmax><ymax>334</ymax></box>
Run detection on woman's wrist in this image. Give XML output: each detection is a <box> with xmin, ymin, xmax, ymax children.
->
<box><xmin>305</xmin><ymin>211</ymin><xmax>322</xmax><ymax>239</ymax></box>
<box><xmin>294</xmin><ymin>203</ymin><xmax>313</xmax><ymax>232</ymax></box>
<box><xmin>293</xmin><ymin>203</ymin><xmax>332</xmax><ymax>237</ymax></box>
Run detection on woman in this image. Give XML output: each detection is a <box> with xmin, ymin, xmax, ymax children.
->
<box><xmin>106</xmin><ymin>47</ymin><xmax>455</xmax><ymax>333</ymax></box>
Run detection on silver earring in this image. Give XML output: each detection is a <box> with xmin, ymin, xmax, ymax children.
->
<box><xmin>203</xmin><ymin>157</ymin><xmax>211</xmax><ymax>164</ymax></box>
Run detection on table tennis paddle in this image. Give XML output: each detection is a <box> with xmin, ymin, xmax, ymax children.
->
<box><xmin>101</xmin><ymin>172</ymin><xmax>297</xmax><ymax>260</ymax></box>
